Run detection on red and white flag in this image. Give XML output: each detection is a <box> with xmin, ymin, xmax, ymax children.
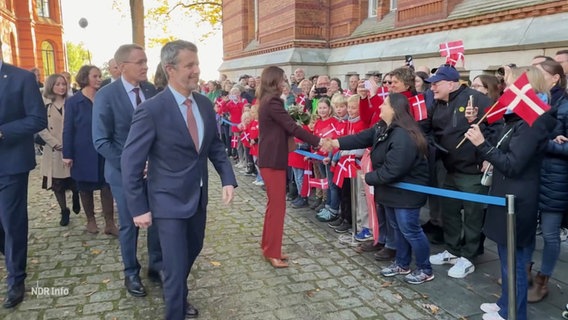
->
<box><xmin>296</xmin><ymin>94</ymin><xmax>306</xmax><ymax>106</ymax></box>
<box><xmin>499</xmin><ymin>73</ymin><xmax>550</xmax><ymax>126</ymax></box>
<box><xmin>439</xmin><ymin>40</ymin><xmax>464</xmax><ymax>57</ymax></box>
<box><xmin>301</xmin><ymin>162</ymin><xmax>312</xmax><ymax>197</ymax></box>
<box><xmin>409</xmin><ymin>94</ymin><xmax>427</xmax><ymax>121</ymax></box>
<box><xmin>360</xmin><ymin>149</ymin><xmax>379</xmax><ymax>245</ymax></box>
<box><xmin>445</xmin><ymin>52</ymin><xmax>465</xmax><ymax>67</ymax></box>
<box><xmin>332</xmin><ymin>156</ymin><xmax>359</xmax><ymax>188</ymax></box>
<box><xmin>240</xmin><ymin>131</ymin><xmax>250</xmax><ymax>143</ymax></box>
<box><xmin>376</xmin><ymin>86</ymin><xmax>389</xmax><ymax>100</ymax></box>
<box><xmin>485</xmin><ymin>100</ymin><xmax>508</xmax><ymax>124</ymax></box>
<box><xmin>308</xmin><ymin>178</ymin><xmax>328</xmax><ymax>190</ymax></box>
<box><xmin>231</xmin><ymin>135</ymin><xmax>239</xmax><ymax>148</ymax></box>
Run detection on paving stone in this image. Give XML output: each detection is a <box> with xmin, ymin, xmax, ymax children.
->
<box><xmin>0</xmin><ymin>163</ymin><xmax>563</xmax><ymax>319</ymax></box>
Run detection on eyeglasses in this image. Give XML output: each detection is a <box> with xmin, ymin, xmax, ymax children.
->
<box><xmin>383</xmin><ymin>81</ymin><xmax>392</xmax><ymax>85</ymax></box>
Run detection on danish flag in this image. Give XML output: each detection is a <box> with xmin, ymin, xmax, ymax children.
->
<box><xmin>332</xmin><ymin>156</ymin><xmax>360</xmax><ymax>188</ymax></box>
<box><xmin>445</xmin><ymin>52</ymin><xmax>465</xmax><ymax>67</ymax></box>
<box><xmin>296</xmin><ymin>94</ymin><xmax>306</xmax><ymax>106</ymax></box>
<box><xmin>308</xmin><ymin>178</ymin><xmax>328</xmax><ymax>190</ymax></box>
<box><xmin>231</xmin><ymin>135</ymin><xmax>239</xmax><ymax>148</ymax></box>
<box><xmin>240</xmin><ymin>131</ymin><xmax>250</xmax><ymax>143</ymax></box>
<box><xmin>376</xmin><ymin>86</ymin><xmax>389</xmax><ymax>100</ymax></box>
<box><xmin>485</xmin><ymin>100</ymin><xmax>507</xmax><ymax>124</ymax></box>
<box><xmin>439</xmin><ymin>40</ymin><xmax>464</xmax><ymax>57</ymax></box>
<box><xmin>498</xmin><ymin>73</ymin><xmax>550</xmax><ymax>126</ymax></box>
<box><xmin>409</xmin><ymin>94</ymin><xmax>427</xmax><ymax>121</ymax></box>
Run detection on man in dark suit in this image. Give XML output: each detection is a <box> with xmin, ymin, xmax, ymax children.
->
<box><xmin>100</xmin><ymin>58</ymin><xmax>121</xmax><ymax>88</ymax></box>
<box><xmin>92</xmin><ymin>44</ymin><xmax>161</xmax><ymax>298</ymax></box>
<box><xmin>0</xmin><ymin>41</ymin><xmax>47</xmax><ymax>308</ymax></box>
<box><xmin>122</xmin><ymin>40</ymin><xmax>237</xmax><ymax>320</ymax></box>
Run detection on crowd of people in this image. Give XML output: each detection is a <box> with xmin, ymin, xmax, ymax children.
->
<box><xmin>1</xmin><ymin>36</ymin><xmax>568</xmax><ymax>320</ymax></box>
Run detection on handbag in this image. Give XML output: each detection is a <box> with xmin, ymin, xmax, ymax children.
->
<box><xmin>481</xmin><ymin>128</ymin><xmax>513</xmax><ymax>187</ymax></box>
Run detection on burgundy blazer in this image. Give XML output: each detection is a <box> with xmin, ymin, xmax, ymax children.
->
<box><xmin>258</xmin><ymin>96</ymin><xmax>320</xmax><ymax>169</ymax></box>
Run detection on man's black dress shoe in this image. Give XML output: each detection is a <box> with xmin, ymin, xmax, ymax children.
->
<box><xmin>147</xmin><ymin>270</ymin><xmax>163</xmax><ymax>284</ymax></box>
<box><xmin>124</xmin><ymin>275</ymin><xmax>147</xmax><ymax>297</ymax></box>
<box><xmin>186</xmin><ymin>302</ymin><xmax>199</xmax><ymax>319</ymax></box>
<box><xmin>3</xmin><ymin>282</ymin><xmax>25</xmax><ymax>308</ymax></box>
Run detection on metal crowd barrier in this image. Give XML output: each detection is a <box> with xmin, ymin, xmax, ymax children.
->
<box><xmin>342</xmin><ymin>172</ymin><xmax>516</xmax><ymax>320</ymax></box>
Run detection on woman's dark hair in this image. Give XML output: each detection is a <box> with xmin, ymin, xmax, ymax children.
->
<box><xmin>331</xmin><ymin>77</ymin><xmax>343</xmax><ymax>94</ymax></box>
<box><xmin>473</xmin><ymin>74</ymin><xmax>501</xmax><ymax>102</ymax></box>
<box><xmin>388</xmin><ymin>92</ymin><xmax>428</xmax><ymax>157</ymax></box>
<box><xmin>258</xmin><ymin>66</ymin><xmax>284</xmax><ymax>106</ymax></box>
<box><xmin>539</xmin><ymin>60</ymin><xmax>567</xmax><ymax>91</ymax></box>
<box><xmin>415</xmin><ymin>71</ymin><xmax>430</xmax><ymax>92</ymax></box>
<box><xmin>43</xmin><ymin>73</ymin><xmax>67</xmax><ymax>101</ymax></box>
<box><xmin>153</xmin><ymin>63</ymin><xmax>168</xmax><ymax>91</ymax></box>
<box><xmin>75</xmin><ymin>65</ymin><xmax>100</xmax><ymax>89</ymax></box>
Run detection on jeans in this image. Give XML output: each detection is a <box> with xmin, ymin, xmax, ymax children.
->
<box><xmin>319</xmin><ymin>163</ymin><xmax>340</xmax><ymax>211</ymax></box>
<box><xmin>385</xmin><ymin>206</ymin><xmax>432</xmax><ymax>273</ymax></box>
<box><xmin>497</xmin><ymin>244</ymin><xmax>532</xmax><ymax>320</ymax></box>
<box><xmin>292</xmin><ymin>167</ymin><xmax>304</xmax><ymax>196</ymax></box>
<box><xmin>377</xmin><ymin>204</ymin><xmax>396</xmax><ymax>250</ymax></box>
<box><xmin>538</xmin><ymin>211</ymin><xmax>563</xmax><ymax>276</ymax></box>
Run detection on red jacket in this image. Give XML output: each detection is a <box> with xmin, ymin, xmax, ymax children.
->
<box><xmin>313</xmin><ymin>117</ymin><xmax>340</xmax><ymax>156</ymax></box>
<box><xmin>249</xmin><ymin>119</ymin><xmax>259</xmax><ymax>157</ymax></box>
<box><xmin>288</xmin><ymin>124</ymin><xmax>311</xmax><ymax>169</ymax></box>
<box><xmin>220</xmin><ymin>98</ymin><xmax>246</xmax><ymax>132</ymax></box>
<box><xmin>359</xmin><ymin>94</ymin><xmax>383</xmax><ymax>128</ymax></box>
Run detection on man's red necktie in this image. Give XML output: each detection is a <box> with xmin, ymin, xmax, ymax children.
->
<box><xmin>183</xmin><ymin>99</ymin><xmax>199</xmax><ymax>151</ymax></box>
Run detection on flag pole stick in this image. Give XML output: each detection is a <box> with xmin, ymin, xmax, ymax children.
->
<box><xmin>455</xmin><ymin>100</ymin><xmax>499</xmax><ymax>149</ymax></box>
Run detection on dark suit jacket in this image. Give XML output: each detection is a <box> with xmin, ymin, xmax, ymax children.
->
<box><xmin>62</xmin><ymin>91</ymin><xmax>103</xmax><ymax>182</ymax></box>
<box><xmin>121</xmin><ymin>88</ymin><xmax>237</xmax><ymax>219</ymax></box>
<box><xmin>0</xmin><ymin>63</ymin><xmax>47</xmax><ymax>176</ymax></box>
<box><xmin>92</xmin><ymin>79</ymin><xmax>157</xmax><ymax>186</ymax></box>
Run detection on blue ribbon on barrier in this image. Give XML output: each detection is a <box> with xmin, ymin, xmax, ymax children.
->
<box><xmin>392</xmin><ymin>182</ymin><xmax>506</xmax><ymax>207</ymax></box>
<box><xmin>293</xmin><ymin>149</ymin><xmax>326</xmax><ymax>161</ymax></box>
<box><xmin>221</xmin><ymin>118</ymin><xmax>238</xmax><ymax>127</ymax></box>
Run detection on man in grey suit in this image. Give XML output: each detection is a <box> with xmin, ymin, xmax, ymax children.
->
<box><xmin>92</xmin><ymin>44</ymin><xmax>161</xmax><ymax>297</ymax></box>
<box><xmin>122</xmin><ymin>40</ymin><xmax>237</xmax><ymax>320</ymax></box>
<box><xmin>0</xmin><ymin>40</ymin><xmax>47</xmax><ymax>308</ymax></box>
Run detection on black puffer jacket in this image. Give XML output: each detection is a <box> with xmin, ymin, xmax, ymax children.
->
<box><xmin>422</xmin><ymin>85</ymin><xmax>495</xmax><ymax>174</ymax></box>
<box><xmin>539</xmin><ymin>87</ymin><xmax>568</xmax><ymax>213</ymax></box>
<box><xmin>339</xmin><ymin>122</ymin><xmax>429</xmax><ymax>209</ymax></box>
<box><xmin>479</xmin><ymin>113</ymin><xmax>556</xmax><ymax>247</ymax></box>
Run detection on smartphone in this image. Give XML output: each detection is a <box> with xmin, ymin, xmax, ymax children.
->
<box><xmin>364</xmin><ymin>80</ymin><xmax>372</xmax><ymax>90</ymax></box>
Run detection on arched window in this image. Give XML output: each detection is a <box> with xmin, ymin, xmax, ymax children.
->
<box><xmin>41</xmin><ymin>41</ymin><xmax>55</xmax><ymax>76</ymax></box>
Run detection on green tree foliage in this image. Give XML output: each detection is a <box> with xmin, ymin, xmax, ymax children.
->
<box><xmin>113</xmin><ymin>0</ymin><xmax>222</xmax><ymax>47</ymax></box>
<box><xmin>65</xmin><ymin>42</ymin><xmax>91</xmax><ymax>76</ymax></box>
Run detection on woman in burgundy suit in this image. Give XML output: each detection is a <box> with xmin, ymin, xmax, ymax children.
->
<box><xmin>257</xmin><ymin>66</ymin><xmax>321</xmax><ymax>268</ymax></box>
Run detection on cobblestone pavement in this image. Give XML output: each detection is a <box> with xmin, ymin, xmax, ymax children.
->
<box><xmin>0</xmin><ymin>162</ymin><xmax>564</xmax><ymax>319</ymax></box>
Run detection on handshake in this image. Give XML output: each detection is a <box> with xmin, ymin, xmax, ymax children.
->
<box><xmin>319</xmin><ymin>137</ymin><xmax>339</xmax><ymax>152</ymax></box>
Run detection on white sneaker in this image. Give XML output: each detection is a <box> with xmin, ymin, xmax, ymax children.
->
<box><xmin>480</xmin><ymin>303</ymin><xmax>500</xmax><ymax>313</ymax></box>
<box><xmin>561</xmin><ymin>228</ymin><xmax>568</xmax><ymax>241</ymax></box>
<box><xmin>482</xmin><ymin>312</ymin><xmax>505</xmax><ymax>320</ymax></box>
<box><xmin>429</xmin><ymin>250</ymin><xmax>458</xmax><ymax>265</ymax></box>
<box><xmin>448</xmin><ymin>257</ymin><xmax>475</xmax><ymax>278</ymax></box>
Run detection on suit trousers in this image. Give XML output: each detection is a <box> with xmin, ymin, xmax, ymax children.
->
<box><xmin>0</xmin><ymin>173</ymin><xmax>29</xmax><ymax>287</ymax></box>
<box><xmin>260</xmin><ymin>168</ymin><xmax>287</xmax><ymax>258</ymax></box>
<box><xmin>154</xmin><ymin>205</ymin><xmax>207</xmax><ymax>320</ymax></box>
<box><xmin>110</xmin><ymin>182</ymin><xmax>162</xmax><ymax>276</ymax></box>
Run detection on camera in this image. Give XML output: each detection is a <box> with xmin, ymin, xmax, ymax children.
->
<box><xmin>314</xmin><ymin>87</ymin><xmax>327</xmax><ymax>98</ymax></box>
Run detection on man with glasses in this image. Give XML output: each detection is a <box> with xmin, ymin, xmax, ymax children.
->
<box><xmin>422</xmin><ymin>65</ymin><xmax>493</xmax><ymax>279</ymax></box>
<box><xmin>92</xmin><ymin>44</ymin><xmax>161</xmax><ymax>298</ymax></box>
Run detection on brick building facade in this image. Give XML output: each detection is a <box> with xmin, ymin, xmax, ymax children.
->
<box><xmin>0</xmin><ymin>0</ymin><xmax>65</xmax><ymax>81</ymax></box>
<box><xmin>220</xmin><ymin>0</ymin><xmax>568</xmax><ymax>82</ymax></box>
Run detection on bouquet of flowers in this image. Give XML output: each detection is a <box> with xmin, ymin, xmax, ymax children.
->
<box><xmin>288</xmin><ymin>104</ymin><xmax>311</xmax><ymax>125</ymax></box>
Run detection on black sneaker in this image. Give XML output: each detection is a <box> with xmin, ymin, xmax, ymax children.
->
<box><xmin>328</xmin><ymin>218</ymin><xmax>344</xmax><ymax>228</ymax></box>
<box><xmin>309</xmin><ymin>197</ymin><xmax>322</xmax><ymax>210</ymax></box>
<box><xmin>291</xmin><ymin>197</ymin><xmax>309</xmax><ymax>209</ymax></box>
<box><xmin>334</xmin><ymin>221</ymin><xmax>352</xmax><ymax>233</ymax></box>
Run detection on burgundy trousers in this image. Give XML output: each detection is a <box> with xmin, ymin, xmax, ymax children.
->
<box><xmin>260</xmin><ymin>168</ymin><xmax>287</xmax><ymax>259</ymax></box>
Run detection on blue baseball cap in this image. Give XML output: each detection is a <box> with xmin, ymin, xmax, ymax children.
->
<box><xmin>425</xmin><ymin>65</ymin><xmax>460</xmax><ymax>83</ymax></box>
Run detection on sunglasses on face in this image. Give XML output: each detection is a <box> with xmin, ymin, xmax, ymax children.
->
<box><xmin>383</xmin><ymin>81</ymin><xmax>392</xmax><ymax>85</ymax></box>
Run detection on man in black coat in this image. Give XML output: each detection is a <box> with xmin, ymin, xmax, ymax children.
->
<box><xmin>422</xmin><ymin>65</ymin><xmax>495</xmax><ymax>279</ymax></box>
